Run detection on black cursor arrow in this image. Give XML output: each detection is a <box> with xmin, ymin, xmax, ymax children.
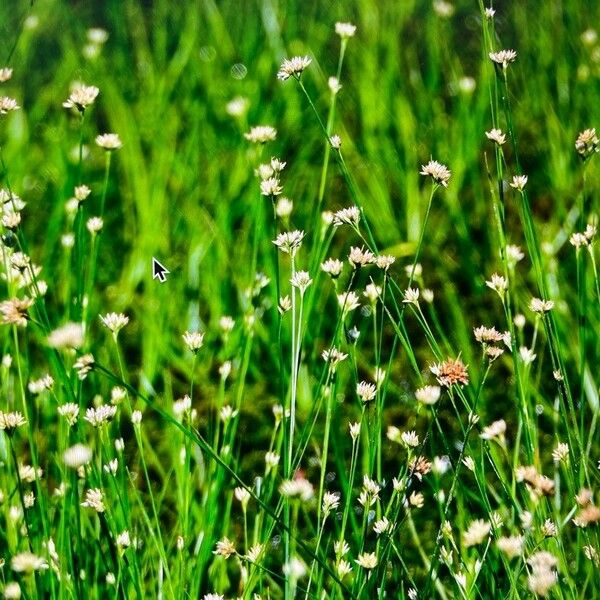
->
<box><xmin>152</xmin><ymin>258</ymin><xmax>170</xmax><ymax>283</ymax></box>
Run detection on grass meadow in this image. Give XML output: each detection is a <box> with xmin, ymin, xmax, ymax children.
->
<box><xmin>1</xmin><ymin>0</ymin><xmax>600</xmax><ymax>598</ymax></box>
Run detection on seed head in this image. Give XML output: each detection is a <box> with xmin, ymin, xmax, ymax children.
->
<box><xmin>509</xmin><ymin>175</ymin><xmax>528</xmax><ymax>191</ymax></box>
<box><xmin>265</xmin><ymin>451</ymin><xmax>280</xmax><ymax>470</ymax></box>
<box><xmin>333</xmin><ymin>206</ymin><xmax>360</xmax><ymax>227</ymax></box>
<box><xmin>226</xmin><ymin>96</ymin><xmax>249</xmax><ymax>118</ymax></box>
<box><xmin>279</xmin><ymin>477</ymin><xmax>314</xmax><ymax>501</ymax></box>
<box><xmin>337</xmin><ymin>559</ymin><xmax>353</xmax><ymax>578</ymax></box>
<box><xmin>355</xmin><ymin>552</ymin><xmax>377</xmax><ymax>569</ymax></box>
<box><xmin>116</xmin><ymin>530</ymin><xmax>131</xmax><ymax>549</ymax></box>
<box><xmin>415</xmin><ymin>385</ymin><xmax>441</xmax><ymax>405</ymax></box>
<box><xmin>0</xmin><ymin>297</ymin><xmax>33</xmax><ymax>327</ymax></box>
<box><xmin>552</xmin><ymin>442</ymin><xmax>569</xmax><ymax>463</ymax></box>
<box><xmin>100</xmin><ymin>312</ymin><xmax>129</xmax><ymax>334</ymax></box>
<box><xmin>363</xmin><ymin>283</ymin><xmax>381</xmax><ymax>303</ymax></box>
<box><xmin>403</xmin><ymin>287</ymin><xmax>420</xmax><ymax>305</ymax></box>
<box><xmin>519</xmin><ymin>346</ymin><xmax>536</xmax><ymax>365</ymax></box>
<box><xmin>473</xmin><ymin>325</ymin><xmax>504</xmax><ymax>344</ymax></box>
<box><xmin>430</xmin><ymin>357</ymin><xmax>469</xmax><ymax>387</ymax></box>
<box><xmin>387</xmin><ymin>428</ymin><xmax>402</xmax><ymax>448</ymax></box>
<box><xmin>328</xmin><ymin>76</ymin><xmax>342</xmax><ymax>94</ymax></box>
<box><xmin>260</xmin><ymin>177</ymin><xmax>282</xmax><ymax>197</ymax></box>
<box><xmin>322</xmin><ymin>347</ymin><xmax>348</xmax><ymax>369</ymax></box>
<box><xmin>348</xmin><ymin>246</ymin><xmax>375</xmax><ymax>268</ymax></box>
<box><xmin>234</xmin><ymin>486</ymin><xmax>251</xmax><ymax>507</ymax></box>
<box><xmin>434</xmin><ymin>1</ymin><xmax>454</xmax><ymax>18</ymax></box>
<box><xmin>244</xmin><ymin>125</ymin><xmax>277</xmax><ymax>143</ymax></box>
<box><xmin>506</xmin><ymin>244</ymin><xmax>524</xmax><ymax>266</ymax></box>
<box><xmin>338</xmin><ymin>291</ymin><xmax>360</xmax><ymax>313</ymax></box>
<box><xmin>2</xmin><ymin>211</ymin><xmax>20</xmax><ymax>229</ymax></box>
<box><xmin>63</xmin><ymin>84</ymin><xmax>99</xmax><ymax>111</ymax></box>
<box><xmin>376</xmin><ymin>254</ymin><xmax>396</xmax><ymax>270</ymax></box>
<box><xmin>275</xmin><ymin>196</ymin><xmax>293</xmax><ymax>218</ymax></box>
<box><xmin>278</xmin><ymin>295</ymin><xmax>292</xmax><ymax>313</ymax></box>
<box><xmin>575</xmin><ymin>128</ymin><xmax>599</xmax><ymax>158</ymax></box>
<box><xmin>527</xmin><ymin>551</ymin><xmax>558</xmax><ymax>597</ymax></box>
<box><xmin>246</xmin><ymin>544</ymin><xmax>264</xmax><ymax>563</ymax></box>
<box><xmin>277</xmin><ymin>56</ymin><xmax>312</xmax><ymax>81</ymax></box>
<box><xmin>373</xmin><ymin>516</ymin><xmax>391</xmax><ymax>534</ymax></box>
<box><xmin>570</xmin><ymin>232</ymin><xmax>588</xmax><ymax>248</ymax></box>
<box><xmin>290</xmin><ymin>271</ymin><xmax>312</xmax><ymax>294</ymax></box>
<box><xmin>3</xmin><ymin>582</ymin><xmax>21</xmax><ymax>598</ymax></box>
<box><xmin>84</xmin><ymin>404</ymin><xmax>117</xmax><ymax>427</ymax></box>
<box><xmin>81</xmin><ymin>488</ymin><xmax>105</xmax><ymax>512</ymax></box>
<box><xmin>409</xmin><ymin>491</ymin><xmax>425</xmax><ymax>507</ymax></box>
<box><xmin>273</xmin><ymin>230</ymin><xmax>305</xmax><ymax>256</ymax></box>
<box><xmin>489</xmin><ymin>49</ymin><xmax>517</xmax><ymax>68</ymax></box>
<box><xmin>480</xmin><ymin>419</ymin><xmax>506</xmax><ymax>441</ymax></box>
<box><xmin>485</xmin><ymin>128</ymin><xmax>506</xmax><ymax>145</ymax></box>
<box><xmin>335</xmin><ymin>22</ymin><xmax>357</xmax><ymax>38</ymax></box>
<box><xmin>63</xmin><ymin>444</ymin><xmax>93</xmax><ymax>469</ymax></box>
<box><xmin>463</xmin><ymin>519</ymin><xmax>491</xmax><ymax>547</ymax></box>
<box><xmin>573</xmin><ymin>504</ymin><xmax>600</xmax><ymax>528</ymax></box>
<box><xmin>86</xmin><ymin>216</ymin><xmax>104</xmax><ymax>233</ymax></box>
<box><xmin>74</xmin><ymin>185</ymin><xmax>91</xmax><ymax>201</ymax></box>
<box><xmin>0</xmin><ymin>411</ymin><xmax>27</xmax><ymax>432</ymax></box>
<box><xmin>0</xmin><ymin>97</ymin><xmax>20</xmax><ymax>115</ymax></box>
<box><xmin>530</xmin><ymin>298</ymin><xmax>554</xmax><ymax>314</ymax></box>
<box><xmin>485</xmin><ymin>273</ymin><xmax>508</xmax><ymax>296</ymax></box>
<box><xmin>541</xmin><ymin>519</ymin><xmax>557</xmax><ymax>537</ymax></box>
<box><xmin>58</xmin><ymin>403</ymin><xmax>80</xmax><ymax>426</ymax></box>
<box><xmin>516</xmin><ymin>465</ymin><xmax>555</xmax><ymax>496</ymax></box>
<box><xmin>95</xmin><ymin>133</ymin><xmax>122</xmax><ymax>150</ymax></box>
<box><xmin>401</xmin><ymin>430</ymin><xmax>419</xmax><ymax>448</ymax></box>
<box><xmin>10</xmin><ymin>552</ymin><xmax>48</xmax><ymax>573</ymax></box>
<box><xmin>182</xmin><ymin>330</ymin><xmax>204</xmax><ymax>352</ymax></box>
<box><xmin>420</xmin><ymin>160</ymin><xmax>451</xmax><ymax>187</ymax></box>
<box><xmin>0</xmin><ymin>67</ymin><xmax>13</xmax><ymax>82</ymax></box>
<box><xmin>321</xmin><ymin>258</ymin><xmax>344</xmax><ymax>278</ymax></box>
<box><xmin>322</xmin><ymin>491</ymin><xmax>340</xmax><ymax>516</ymax></box>
<box><xmin>356</xmin><ymin>381</ymin><xmax>377</xmax><ymax>402</ymax></box>
<box><xmin>497</xmin><ymin>535</ymin><xmax>523</xmax><ymax>559</ymax></box>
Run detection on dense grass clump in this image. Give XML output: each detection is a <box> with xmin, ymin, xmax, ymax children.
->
<box><xmin>1</xmin><ymin>1</ymin><xmax>600</xmax><ymax>598</ymax></box>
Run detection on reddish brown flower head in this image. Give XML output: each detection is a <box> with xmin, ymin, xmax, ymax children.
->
<box><xmin>430</xmin><ymin>357</ymin><xmax>469</xmax><ymax>388</ymax></box>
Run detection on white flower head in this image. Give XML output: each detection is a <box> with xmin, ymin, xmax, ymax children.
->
<box><xmin>486</xmin><ymin>273</ymin><xmax>508</xmax><ymax>297</ymax></box>
<box><xmin>356</xmin><ymin>381</ymin><xmax>377</xmax><ymax>402</ymax></box>
<box><xmin>333</xmin><ymin>206</ymin><xmax>360</xmax><ymax>227</ymax></box>
<box><xmin>420</xmin><ymin>160</ymin><xmax>451</xmax><ymax>187</ymax></box>
<box><xmin>510</xmin><ymin>175</ymin><xmax>528</xmax><ymax>191</ymax></box>
<box><xmin>63</xmin><ymin>444</ymin><xmax>93</xmax><ymax>469</ymax></box>
<box><xmin>96</xmin><ymin>133</ymin><xmax>122</xmax><ymax>150</ymax></box>
<box><xmin>244</xmin><ymin>125</ymin><xmax>277</xmax><ymax>144</ymax></box>
<box><xmin>260</xmin><ymin>177</ymin><xmax>282</xmax><ymax>197</ymax></box>
<box><xmin>489</xmin><ymin>49</ymin><xmax>517</xmax><ymax>68</ymax></box>
<box><xmin>63</xmin><ymin>84</ymin><xmax>99</xmax><ymax>111</ymax></box>
<box><xmin>335</xmin><ymin>22</ymin><xmax>357</xmax><ymax>38</ymax></box>
<box><xmin>273</xmin><ymin>230</ymin><xmax>305</xmax><ymax>256</ymax></box>
<box><xmin>183</xmin><ymin>330</ymin><xmax>204</xmax><ymax>352</ymax></box>
<box><xmin>415</xmin><ymin>385</ymin><xmax>441</xmax><ymax>405</ymax></box>
<box><xmin>100</xmin><ymin>312</ymin><xmax>129</xmax><ymax>334</ymax></box>
<box><xmin>485</xmin><ymin>128</ymin><xmax>506</xmax><ymax>145</ymax></box>
<box><xmin>277</xmin><ymin>56</ymin><xmax>312</xmax><ymax>81</ymax></box>
<box><xmin>290</xmin><ymin>271</ymin><xmax>312</xmax><ymax>294</ymax></box>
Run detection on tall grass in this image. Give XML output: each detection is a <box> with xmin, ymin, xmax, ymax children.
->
<box><xmin>0</xmin><ymin>0</ymin><xmax>600</xmax><ymax>598</ymax></box>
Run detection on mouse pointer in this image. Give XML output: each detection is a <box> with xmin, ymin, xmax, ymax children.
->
<box><xmin>152</xmin><ymin>258</ymin><xmax>170</xmax><ymax>283</ymax></box>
